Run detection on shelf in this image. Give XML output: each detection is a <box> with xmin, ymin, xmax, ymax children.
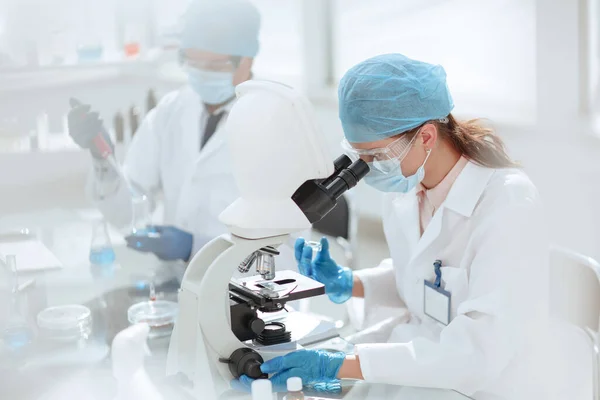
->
<box><xmin>0</xmin><ymin>50</ymin><xmax>177</xmax><ymax>92</ymax></box>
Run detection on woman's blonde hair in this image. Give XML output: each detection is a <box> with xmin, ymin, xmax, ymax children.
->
<box><xmin>405</xmin><ymin>114</ymin><xmax>519</xmax><ymax>168</ymax></box>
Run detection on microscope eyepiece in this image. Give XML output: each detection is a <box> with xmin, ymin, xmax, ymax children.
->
<box><xmin>292</xmin><ymin>156</ymin><xmax>370</xmax><ymax>224</ymax></box>
<box><xmin>326</xmin><ymin>159</ymin><xmax>370</xmax><ymax>199</ymax></box>
<box><xmin>320</xmin><ymin>155</ymin><xmax>353</xmax><ymax>188</ymax></box>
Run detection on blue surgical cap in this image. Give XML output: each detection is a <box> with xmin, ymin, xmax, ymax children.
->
<box><xmin>180</xmin><ymin>0</ymin><xmax>261</xmax><ymax>58</ymax></box>
<box><xmin>338</xmin><ymin>54</ymin><xmax>454</xmax><ymax>143</ymax></box>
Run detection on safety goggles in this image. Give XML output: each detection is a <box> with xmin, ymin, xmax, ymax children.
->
<box><xmin>180</xmin><ymin>52</ymin><xmax>241</xmax><ymax>73</ymax></box>
<box><xmin>341</xmin><ymin>130</ymin><xmax>419</xmax><ymax>174</ymax></box>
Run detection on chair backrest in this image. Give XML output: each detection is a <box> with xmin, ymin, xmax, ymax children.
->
<box><xmin>549</xmin><ymin>246</ymin><xmax>600</xmax><ymax>331</ymax></box>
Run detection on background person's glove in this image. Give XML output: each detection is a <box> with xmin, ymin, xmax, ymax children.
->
<box><xmin>295</xmin><ymin>237</ymin><xmax>353</xmax><ymax>304</ymax></box>
<box><xmin>67</xmin><ymin>98</ymin><xmax>114</xmax><ymax>159</ymax></box>
<box><xmin>125</xmin><ymin>225</ymin><xmax>193</xmax><ymax>261</ymax></box>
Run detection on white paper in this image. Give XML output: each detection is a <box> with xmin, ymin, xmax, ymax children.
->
<box><xmin>0</xmin><ymin>240</ymin><xmax>63</xmax><ymax>271</ymax></box>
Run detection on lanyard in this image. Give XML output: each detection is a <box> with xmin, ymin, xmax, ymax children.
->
<box><xmin>434</xmin><ymin>259</ymin><xmax>442</xmax><ymax>288</ymax></box>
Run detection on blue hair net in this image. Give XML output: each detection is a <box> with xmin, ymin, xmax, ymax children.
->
<box><xmin>180</xmin><ymin>0</ymin><xmax>261</xmax><ymax>58</ymax></box>
<box><xmin>338</xmin><ymin>54</ymin><xmax>454</xmax><ymax>143</ymax></box>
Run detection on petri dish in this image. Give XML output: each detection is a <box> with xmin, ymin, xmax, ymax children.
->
<box><xmin>127</xmin><ymin>300</ymin><xmax>178</xmax><ymax>339</ymax></box>
<box><xmin>37</xmin><ymin>304</ymin><xmax>92</xmax><ymax>342</ymax></box>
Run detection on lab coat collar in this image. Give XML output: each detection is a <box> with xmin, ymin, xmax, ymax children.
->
<box><xmin>405</xmin><ymin>160</ymin><xmax>494</xmax><ymax>264</ymax></box>
<box><xmin>443</xmin><ymin>161</ymin><xmax>495</xmax><ymax>218</ymax></box>
<box><xmin>204</xmin><ymin>97</ymin><xmax>236</xmax><ymax>115</ymax></box>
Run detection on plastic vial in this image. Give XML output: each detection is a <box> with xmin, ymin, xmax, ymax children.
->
<box><xmin>89</xmin><ymin>220</ymin><xmax>116</xmax><ymax>266</ymax></box>
<box><xmin>251</xmin><ymin>379</ymin><xmax>273</xmax><ymax>400</ymax></box>
<box><xmin>285</xmin><ymin>377</ymin><xmax>304</xmax><ymax>400</ymax></box>
<box><xmin>305</xmin><ymin>241</ymin><xmax>322</xmax><ymax>255</ymax></box>
<box><xmin>131</xmin><ymin>194</ymin><xmax>151</xmax><ymax>234</ymax></box>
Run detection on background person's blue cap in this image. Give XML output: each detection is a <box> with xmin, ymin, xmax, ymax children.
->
<box><xmin>338</xmin><ymin>53</ymin><xmax>454</xmax><ymax>143</ymax></box>
<box><xmin>180</xmin><ymin>0</ymin><xmax>261</xmax><ymax>58</ymax></box>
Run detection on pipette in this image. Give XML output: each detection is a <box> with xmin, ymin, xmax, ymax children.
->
<box><xmin>69</xmin><ymin>98</ymin><xmax>122</xmax><ymax>173</ymax></box>
<box><xmin>69</xmin><ymin>98</ymin><xmax>144</xmax><ymax>233</ymax></box>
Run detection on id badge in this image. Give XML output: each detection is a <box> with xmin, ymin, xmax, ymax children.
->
<box><xmin>424</xmin><ymin>280</ymin><xmax>451</xmax><ymax>326</ymax></box>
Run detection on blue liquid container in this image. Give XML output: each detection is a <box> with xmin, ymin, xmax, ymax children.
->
<box><xmin>77</xmin><ymin>45</ymin><xmax>104</xmax><ymax>62</ymax></box>
<box><xmin>89</xmin><ymin>247</ymin><xmax>116</xmax><ymax>265</ymax></box>
<box><xmin>89</xmin><ymin>220</ymin><xmax>115</xmax><ymax>266</ymax></box>
<box><xmin>2</xmin><ymin>325</ymin><xmax>33</xmax><ymax>351</ymax></box>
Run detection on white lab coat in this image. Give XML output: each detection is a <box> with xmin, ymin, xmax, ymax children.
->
<box><xmin>346</xmin><ymin>161</ymin><xmax>590</xmax><ymax>400</ymax></box>
<box><xmin>88</xmin><ymin>86</ymin><xmax>237</xmax><ymax>256</ymax></box>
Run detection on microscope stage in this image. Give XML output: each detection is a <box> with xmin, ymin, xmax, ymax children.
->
<box><xmin>236</xmin><ymin>269</ymin><xmax>325</xmax><ymax>301</ymax></box>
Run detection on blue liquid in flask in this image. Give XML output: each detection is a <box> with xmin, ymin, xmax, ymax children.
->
<box><xmin>89</xmin><ymin>220</ymin><xmax>115</xmax><ymax>266</ymax></box>
<box><xmin>89</xmin><ymin>247</ymin><xmax>116</xmax><ymax>265</ymax></box>
<box><xmin>2</xmin><ymin>325</ymin><xmax>33</xmax><ymax>350</ymax></box>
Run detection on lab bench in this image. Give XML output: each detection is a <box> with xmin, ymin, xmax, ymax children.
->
<box><xmin>0</xmin><ymin>208</ymin><xmax>470</xmax><ymax>400</ymax></box>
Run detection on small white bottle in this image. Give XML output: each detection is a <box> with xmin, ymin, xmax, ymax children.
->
<box><xmin>251</xmin><ymin>379</ymin><xmax>273</xmax><ymax>400</ymax></box>
<box><xmin>284</xmin><ymin>377</ymin><xmax>304</xmax><ymax>400</ymax></box>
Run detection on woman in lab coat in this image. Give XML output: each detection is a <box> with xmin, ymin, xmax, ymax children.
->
<box><xmin>68</xmin><ymin>0</ymin><xmax>261</xmax><ymax>261</ymax></box>
<box><xmin>241</xmin><ymin>54</ymin><xmax>589</xmax><ymax>399</ymax></box>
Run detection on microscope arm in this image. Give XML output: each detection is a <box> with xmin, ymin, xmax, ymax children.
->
<box><xmin>168</xmin><ymin>233</ymin><xmax>291</xmax><ymax>395</ymax></box>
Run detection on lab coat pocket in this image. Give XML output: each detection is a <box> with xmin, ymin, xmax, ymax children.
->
<box><xmin>440</xmin><ymin>267</ymin><xmax>469</xmax><ymax>320</ymax></box>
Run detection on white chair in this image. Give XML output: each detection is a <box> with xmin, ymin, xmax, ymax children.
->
<box><xmin>549</xmin><ymin>245</ymin><xmax>600</xmax><ymax>400</ymax></box>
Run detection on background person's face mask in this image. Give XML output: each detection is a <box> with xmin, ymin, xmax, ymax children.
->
<box><xmin>186</xmin><ymin>67</ymin><xmax>235</xmax><ymax>105</ymax></box>
<box><xmin>365</xmin><ymin>149</ymin><xmax>431</xmax><ymax>193</ymax></box>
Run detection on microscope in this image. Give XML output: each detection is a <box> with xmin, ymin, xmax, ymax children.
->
<box><xmin>166</xmin><ymin>81</ymin><xmax>368</xmax><ymax>399</ymax></box>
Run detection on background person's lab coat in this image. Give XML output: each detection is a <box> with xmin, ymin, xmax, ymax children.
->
<box><xmin>87</xmin><ymin>86</ymin><xmax>237</xmax><ymax>256</ymax></box>
<box><xmin>346</xmin><ymin>162</ymin><xmax>591</xmax><ymax>400</ymax></box>
<box><xmin>86</xmin><ymin>86</ymin><xmax>297</xmax><ymax>274</ymax></box>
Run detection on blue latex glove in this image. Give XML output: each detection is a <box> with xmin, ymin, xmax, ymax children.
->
<box><xmin>125</xmin><ymin>225</ymin><xmax>193</xmax><ymax>261</ymax></box>
<box><xmin>294</xmin><ymin>237</ymin><xmax>353</xmax><ymax>304</ymax></box>
<box><xmin>262</xmin><ymin>350</ymin><xmax>345</xmax><ymax>390</ymax></box>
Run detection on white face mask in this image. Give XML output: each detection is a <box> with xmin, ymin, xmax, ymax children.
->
<box><xmin>185</xmin><ymin>67</ymin><xmax>235</xmax><ymax>105</ymax></box>
<box><xmin>365</xmin><ymin>149</ymin><xmax>431</xmax><ymax>193</ymax></box>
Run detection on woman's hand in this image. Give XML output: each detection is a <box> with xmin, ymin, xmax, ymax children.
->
<box><xmin>294</xmin><ymin>237</ymin><xmax>353</xmax><ymax>304</ymax></box>
<box><xmin>233</xmin><ymin>351</ymin><xmax>364</xmax><ymax>393</ymax></box>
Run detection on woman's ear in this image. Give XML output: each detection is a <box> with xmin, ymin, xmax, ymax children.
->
<box><xmin>420</xmin><ymin>123</ymin><xmax>438</xmax><ymax>150</ymax></box>
<box><xmin>233</xmin><ymin>57</ymin><xmax>254</xmax><ymax>85</ymax></box>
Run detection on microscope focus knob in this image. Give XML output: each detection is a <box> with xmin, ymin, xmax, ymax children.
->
<box><xmin>249</xmin><ymin>317</ymin><xmax>265</xmax><ymax>335</ymax></box>
<box><xmin>221</xmin><ymin>348</ymin><xmax>268</xmax><ymax>379</ymax></box>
